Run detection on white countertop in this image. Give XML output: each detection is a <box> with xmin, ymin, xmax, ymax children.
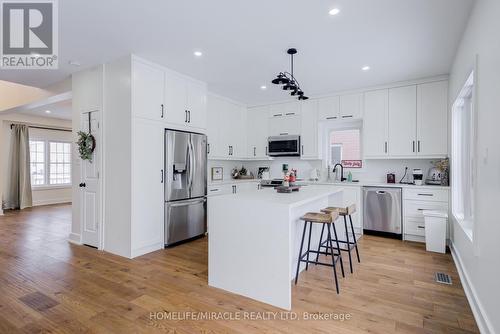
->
<box><xmin>211</xmin><ymin>185</ymin><xmax>344</xmax><ymax>208</ymax></box>
<box><xmin>209</xmin><ymin>179</ymin><xmax>259</xmax><ymax>186</ymax></box>
<box><xmin>304</xmin><ymin>180</ymin><xmax>449</xmax><ymax>190</ymax></box>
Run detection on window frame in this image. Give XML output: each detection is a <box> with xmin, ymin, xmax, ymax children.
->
<box><xmin>29</xmin><ymin>139</ymin><xmax>72</xmax><ymax>189</ymax></box>
<box><xmin>323</xmin><ymin>121</ymin><xmax>364</xmax><ymax>170</ymax></box>
<box><xmin>451</xmin><ymin>70</ymin><xmax>476</xmax><ymax>242</ymax></box>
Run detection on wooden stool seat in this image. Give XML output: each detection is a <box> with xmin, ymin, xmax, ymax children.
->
<box><xmin>300</xmin><ymin>211</ymin><xmax>339</xmax><ymax>224</ymax></box>
<box><xmin>321</xmin><ymin>204</ymin><xmax>356</xmax><ymax>216</ymax></box>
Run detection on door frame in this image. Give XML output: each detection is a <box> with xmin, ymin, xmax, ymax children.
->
<box><xmin>79</xmin><ymin>109</ymin><xmax>104</xmax><ymax>249</ymax></box>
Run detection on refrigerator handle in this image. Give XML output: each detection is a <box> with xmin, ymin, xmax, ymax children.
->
<box><xmin>188</xmin><ymin>136</ymin><xmax>195</xmax><ymax>192</ymax></box>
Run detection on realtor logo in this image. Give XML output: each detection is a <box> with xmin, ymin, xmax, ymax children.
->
<box><xmin>1</xmin><ymin>0</ymin><xmax>58</xmax><ymax>69</ymax></box>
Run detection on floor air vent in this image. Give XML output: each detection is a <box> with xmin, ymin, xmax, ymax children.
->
<box><xmin>435</xmin><ymin>272</ymin><xmax>452</xmax><ymax>285</ymax></box>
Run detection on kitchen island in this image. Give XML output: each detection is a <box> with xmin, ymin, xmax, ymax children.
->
<box><xmin>208</xmin><ymin>185</ymin><xmax>344</xmax><ymax>310</ymax></box>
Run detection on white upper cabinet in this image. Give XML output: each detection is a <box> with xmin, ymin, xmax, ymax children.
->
<box><xmin>417</xmin><ymin>81</ymin><xmax>448</xmax><ymax>156</ymax></box>
<box><xmin>317</xmin><ymin>96</ymin><xmax>340</xmax><ymax>121</ymax></box>
<box><xmin>363</xmin><ymin>89</ymin><xmax>389</xmax><ymax>157</ymax></box>
<box><xmin>339</xmin><ymin>93</ymin><xmax>363</xmax><ymax>119</ymax></box>
<box><xmin>206</xmin><ymin>94</ymin><xmax>221</xmax><ymax>158</ymax></box>
<box><xmin>388</xmin><ymin>85</ymin><xmax>417</xmax><ymax>157</ymax></box>
<box><xmin>164</xmin><ymin>69</ymin><xmax>207</xmax><ymax>130</ymax></box>
<box><xmin>268</xmin><ymin>114</ymin><xmax>300</xmax><ymax>136</ymax></box>
<box><xmin>247</xmin><ymin>106</ymin><xmax>269</xmax><ymax>159</ymax></box>
<box><xmin>132</xmin><ymin>59</ymin><xmax>165</xmax><ymax>121</ymax></box>
<box><xmin>268</xmin><ymin>102</ymin><xmax>300</xmax><ymax>118</ymax></box>
<box><xmin>300</xmin><ymin>100</ymin><xmax>320</xmax><ymax>159</ymax></box>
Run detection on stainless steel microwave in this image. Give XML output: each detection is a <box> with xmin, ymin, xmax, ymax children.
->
<box><xmin>268</xmin><ymin>135</ymin><xmax>300</xmax><ymax>157</ymax></box>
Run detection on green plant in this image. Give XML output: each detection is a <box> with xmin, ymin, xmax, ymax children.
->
<box><xmin>77</xmin><ymin>131</ymin><xmax>95</xmax><ymax>162</ymax></box>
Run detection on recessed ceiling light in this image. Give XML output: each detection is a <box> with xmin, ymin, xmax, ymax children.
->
<box><xmin>260</xmin><ymin>85</ymin><xmax>267</xmax><ymax>90</ymax></box>
<box><xmin>362</xmin><ymin>65</ymin><xmax>371</xmax><ymax>71</ymax></box>
<box><xmin>45</xmin><ymin>110</ymin><xmax>51</xmax><ymax>114</ymax></box>
<box><xmin>193</xmin><ymin>51</ymin><xmax>203</xmax><ymax>57</ymax></box>
<box><xmin>329</xmin><ymin>8</ymin><xmax>340</xmax><ymax>16</ymax></box>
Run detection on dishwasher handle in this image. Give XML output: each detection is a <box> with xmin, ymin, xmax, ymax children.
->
<box><xmin>376</xmin><ymin>190</ymin><xmax>387</xmax><ymax>195</ymax></box>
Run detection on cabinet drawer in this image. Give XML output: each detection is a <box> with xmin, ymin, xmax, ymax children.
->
<box><xmin>208</xmin><ymin>184</ymin><xmax>232</xmax><ymax>196</ymax></box>
<box><xmin>405</xmin><ymin>217</ymin><xmax>426</xmax><ymax>236</ymax></box>
<box><xmin>404</xmin><ymin>188</ymin><xmax>449</xmax><ymax>202</ymax></box>
<box><xmin>405</xmin><ymin>200</ymin><xmax>448</xmax><ymax>218</ymax></box>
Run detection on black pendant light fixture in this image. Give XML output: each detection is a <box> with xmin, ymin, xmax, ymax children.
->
<box><xmin>271</xmin><ymin>48</ymin><xmax>308</xmax><ymax>100</ymax></box>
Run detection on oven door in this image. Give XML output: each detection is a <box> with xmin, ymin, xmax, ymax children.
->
<box><xmin>268</xmin><ymin>136</ymin><xmax>300</xmax><ymax>156</ymax></box>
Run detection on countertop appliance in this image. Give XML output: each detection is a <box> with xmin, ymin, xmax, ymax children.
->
<box><xmin>267</xmin><ymin>135</ymin><xmax>300</xmax><ymax>157</ymax></box>
<box><xmin>164</xmin><ymin>129</ymin><xmax>207</xmax><ymax>246</ymax></box>
<box><xmin>413</xmin><ymin>168</ymin><xmax>424</xmax><ymax>186</ymax></box>
<box><xmin>426</xmin><ymin>167</ymin><xmax>442</xmax><ymax>185</ymax></box>
<box><xmin>260</xmin><ymin>179</ymin><xmax>284</xmax><ymax>187</ymax></box>
<box><xmin>363</xmin><ymin>186</ymin><xmax>402</xmax><ymax>238</ymax></box>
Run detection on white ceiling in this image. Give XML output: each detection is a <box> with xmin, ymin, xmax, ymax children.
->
<box><xmin>17</xmin><ymin>99</ymin><xmax>72</xmax><ymax>121</ymax></box>
<box><xmin>0</xmin><ymin>0</ymin><xmax>474</xmax><ymax>105</ymax></box>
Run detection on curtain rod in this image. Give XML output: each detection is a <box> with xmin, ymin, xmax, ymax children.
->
<box><xmin>10</xmin><ymin>123</ymin><xmax>72</xmax><ymax>132</ymax></box>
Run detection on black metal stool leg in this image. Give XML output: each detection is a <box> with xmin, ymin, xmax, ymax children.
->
<box><xmin>349</xmin><ymin>214</ymin><xmax>360</xmax><ymax>263</ymax></box>
<box><xmin>295</xmin><ymin>221</ymin><xmax>308</xmax><ymax>285</ymax></box>
<box><xmin>326</xmin><ymin>225</ymin><xmax>340</xmax><ymax>294</ymax></box>
<box><xmin>315</xmin><ymin>223</ymin><xmax>325</xmax><ymax>264</ymax></box>
<box><xmin>331</xmin><ymin>222</ymin><xmax>345</xmax><ymax>278</ymax></box>
<box><xmin>305</xmin><ymin>222</ymin><xmax>313</xmax><ymax>271</ymax></box>
<box><xmin>344</xmin><ymin>215</ymin><xmax>353</xmax><ymax>274</ymax></box>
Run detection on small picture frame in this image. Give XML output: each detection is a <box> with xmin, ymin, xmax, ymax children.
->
<box><xmin>211</xmin><ymin>167</ymin><xmax>223</xmax><ymax>181</ymax></box>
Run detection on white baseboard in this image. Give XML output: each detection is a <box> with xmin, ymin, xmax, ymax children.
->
<box><xmin>131</xmin><ymin>242</ymin><xmax>163</xmax><ymax>259</ymax></box>
<box><xmin>68</xmin><ymin>233</ymin><xmax>82</xmax><ymax>245</ymax></box>
<box><xmin>33</xmin><ymin>198</ymin><xmax>72</xmax><ymax>206</ymax></box>
<box><xmin>450</xmin><ymin>241</ymin><xmax>494</xmax><ymax>334</ymax></box>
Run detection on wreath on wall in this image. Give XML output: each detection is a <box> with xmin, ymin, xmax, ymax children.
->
<box><xmin>77</xmin><ymin>131</ymin><xmax>96</xmax><ymax>162</ymax></box>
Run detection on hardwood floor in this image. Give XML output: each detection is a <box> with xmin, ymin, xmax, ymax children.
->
<box><xmin>0</xmin><ymin>204</ymin><xmax>478</xmax><ymax>333</ymax></box>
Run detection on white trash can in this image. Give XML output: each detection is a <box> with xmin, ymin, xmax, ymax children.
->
<box><xmin>422</xmin><ymin>210</ymin><xmax>448</xmax><ymax>253</ymax></box>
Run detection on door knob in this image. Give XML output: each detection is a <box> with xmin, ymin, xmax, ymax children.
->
<box><xmin>79</xmin><ymin>182</ymin><xmax>86</xmax><ymax>188</ymax></box>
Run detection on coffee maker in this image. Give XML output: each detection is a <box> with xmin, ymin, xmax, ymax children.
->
<box><xmin>412</xmin><ymin>169</ymin><xmax>424</xmax><ymax>185</ymax></box>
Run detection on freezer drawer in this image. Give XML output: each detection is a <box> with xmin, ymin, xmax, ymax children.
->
<box><xmin>363</xmin><ymin>187</ymin><xmax>402</xmax><ymax>235</ymax></box>
<box><xmin>165</xmin><ymin>197</ymin><xmax>207</xmax><ymax>246</ymax></box>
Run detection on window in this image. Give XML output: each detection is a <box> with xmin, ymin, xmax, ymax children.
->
<box><xmin>329</xmin><ymin>128</ymin><xmax>362</xmax><ymax>168</ymax></box>
<box><xmin>49</xmin><ymin>142</ymin><xmax>71</xmax><ymax>184</ymax></box>
<box><xmin>29</xmin><ymin>140</ymin><xmax>71</xmax><ymax>187</ymax></box>
<box><xmin>451</xmin><ymin>71</ymin><xmax>475</xmax><ymax>240</ymax></box>
<box><xmin>29</xmin><ymin>140</ymin><xmax>45</xmax><ymax>185</ymax></box>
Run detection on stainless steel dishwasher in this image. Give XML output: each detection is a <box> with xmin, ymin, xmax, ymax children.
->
<box><xmin>363</xmin><ymin>187</ymin><xmax>402</xmax><ymax>238</ymax></box>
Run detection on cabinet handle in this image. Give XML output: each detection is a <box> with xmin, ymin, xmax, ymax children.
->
<box><xmin>417</xmin><ymin>208</ymin><xmax>424</xmax><ymax>211</ymax></box>
<box><xmin>279</xmin><ymin>133</ymin><xmax>288</xmax><ymax>136</ymax></box>
<box><xmin>417</xmin><ymin>225</ymin><xmax>425</xmax><ymax>229</ymax></box>
<box><xmin>207</xmin><ymin>143</ymin><xmax>210</xmax><ymax>154</ymax></box>
<box><xmin>228</xmin><ymin>146</ymin><xmax>231</xmax><ymax>155</ymax></box>
<box><xmin>326</xmin><ymin>116</ymin><xmax>338</xmax><ymax>120</ymax></box>
<box><xmin>188</xmin><ymin>110</ymin><xmax>191</xmax><ymax>123</ymax></box>
<box><xmin>342</xmin><ymin>115</ymin><xmax>353</xmax><ymax>118</ymax></box>
<box><xmin>210</xmin><ymin>188</ymin><xmax>219</xmax><ymax>192</ymax></box>
<box><xmin>273</xmin><ymin>113</ymin><xmax>283</xmax><ymax>117</ymax></box>
<box><xmin>412</xmin><ymin>141</ymin><xmax>415</xmax><ymax>153</ymax></box>
<box><xmin>253</xmin><ymin>147</ymin><xmax>256</xmax><ymax>156</ymax></box>
<box><xmin>161</xmin><ymin>104</ymin><xmax>164</xmax><ymax>118</ymax></box>
<box><xmin>185</xmin><ymin>110</ymin><xmax>188</xmax><ymax>122</ymax></box>
<box><xmin>161</xmin><ymin>169</ymin><xmax>164</xmax><ymax>183</ymax></box>
<box><xmin>384</xmin><ymin>142</ymin><xmax>388</xmax><ymax>153</ymax></box>
<box><xmin>285</xmin><ymin>112</ymin><xmax>295</xmax><ymax>116</ymax></box>
<box><xmin>301</xmin><ymin>145</ymin><xmax>304</xmax><ymax>155</ymax></box>
<box><xmin>418</xmin><ymin>140</ymin><xmax>421</xmax><ymax>153</ymax></box>
<box><xmin>417</xmin><ymin>193</ymin><xmax>433</xmax><ymax>197</ymax></box>
<box><xmin>265</xmin><ymin>146</ymin><xmax>268</xmax><ymax>156</ymax></box>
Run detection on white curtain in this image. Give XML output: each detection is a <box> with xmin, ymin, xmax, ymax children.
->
<box><xmin>4</xmin><ymin>124</ymin><xmax>32</xmax><ymax>210</ymax></box>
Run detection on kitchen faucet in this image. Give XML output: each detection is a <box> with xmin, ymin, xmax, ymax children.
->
<box><xmin>333</xmin><ymin>163</ymin><xmax>346</xmax><ymax>182</ymax></box>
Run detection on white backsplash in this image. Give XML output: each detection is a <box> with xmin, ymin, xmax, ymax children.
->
<box><xmin>208</xmin><ymin>158</ymin><xmax>441</xmax><ymax>184</ymax></box>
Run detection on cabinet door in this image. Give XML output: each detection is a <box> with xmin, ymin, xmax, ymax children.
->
<box><xmin>300</xmin><ymin>100</ymin><xmax>319</xmax><ymax>159</ymax></box>
<box><xmin>247</xmin><ymin>106</ymin><xmax>269</xmax><ymax>159</ymax></box>
<box><xmin>187</xmin><ymin>80</ymin><xmax>207</xmax><ymax>129</ymax></box>
<box><xmin>417</xmin><ymin>81</ymin><xmax>448</xmax><ymax>156</ymax></box>
<box><xmin>342</xmin><ymin>187</ymin><xmax>361</xmax><ymax>232</ymax></box>
<box><xmin>318</xmin><ymin>96</ymin><xmax>340</xmax><ymax>121</ymax></box>
<box><xmin>132</xmin><ymin>60</ymin><xmax>165</xmax><ymax>121</ymax></box>
<box><xmin>388</xmin><ymin>85</ymin><xmax>417</xmax><ymax>157</ymax></box>
<box><xmin>363</xmin><ymin>89</ymin><xmax>389</xmax><ymax>157</ymax></box>
<box><xmin>164</xmin><ymin>70</ymin><xmax>188</xmax><ymax>126</ymax></box>
<box><xmin>340</xmin><ymin>93</ymin><xmax>362</xmax><ymax>119</ymax></box>
<box><xmin>206</xmin><ymin>94</ymin><xmax>220</xmax><ymax>158</ymax></box>
<box><xmin>268</xmin><ymin>115</ymin><xmax>300</xmax><ymax>136</ymax></box>
<box><xmin>281</xmin><ymin>102</ymin><xmax>301</xmax><ymax>117</ymax></box>
<box><xmin>131</xmin><ymin>118</ymin><xmax>164</xmax><ymax>249</ymax></box>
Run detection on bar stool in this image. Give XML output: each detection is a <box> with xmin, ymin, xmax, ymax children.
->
<box><xmin>295</xmin><ymin>211</ymin><xmax>345</xmax><ymax>294</ymax></box>
<box><xmin>318</xmin><ymin>204</ymin><xmax>360</xmax><ymax>274</ymax></box>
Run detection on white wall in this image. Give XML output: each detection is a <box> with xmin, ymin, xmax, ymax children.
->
<box><xmin>0</xmin><ymin>113</ymin><xmax>72</xmax><ymax>214</ymax></box>
<box><xmin>448</xmin><ymin>0</ymin><xmax>500</xmax><ymax>332</ymax></box>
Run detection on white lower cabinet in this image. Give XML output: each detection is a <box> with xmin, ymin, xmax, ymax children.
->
<box><xmin>403</xmin><ymin>188</ymin><xmax>449</xmax><ymax>242</ymax></box>
<box><xmin>339</xmin><ymin>187</ymin><xmax>362</xmax><ymax>234</ymax></box>
<box><xmin>208</xmin><ymin>182</ymin><xmax>260</xmax><ymax>196</ymax></box>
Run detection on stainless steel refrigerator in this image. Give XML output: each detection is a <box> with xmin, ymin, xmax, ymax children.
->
<box><xmin>164</xmin><ymin>129</ymin><xmax>207</xmax><ymax>246</ymax></box>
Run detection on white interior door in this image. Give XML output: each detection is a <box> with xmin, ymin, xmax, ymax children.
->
<box><xmin>80</xmin><ymin>110</ymin><xmax>101</xmax><ymax>248</ymax></box>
